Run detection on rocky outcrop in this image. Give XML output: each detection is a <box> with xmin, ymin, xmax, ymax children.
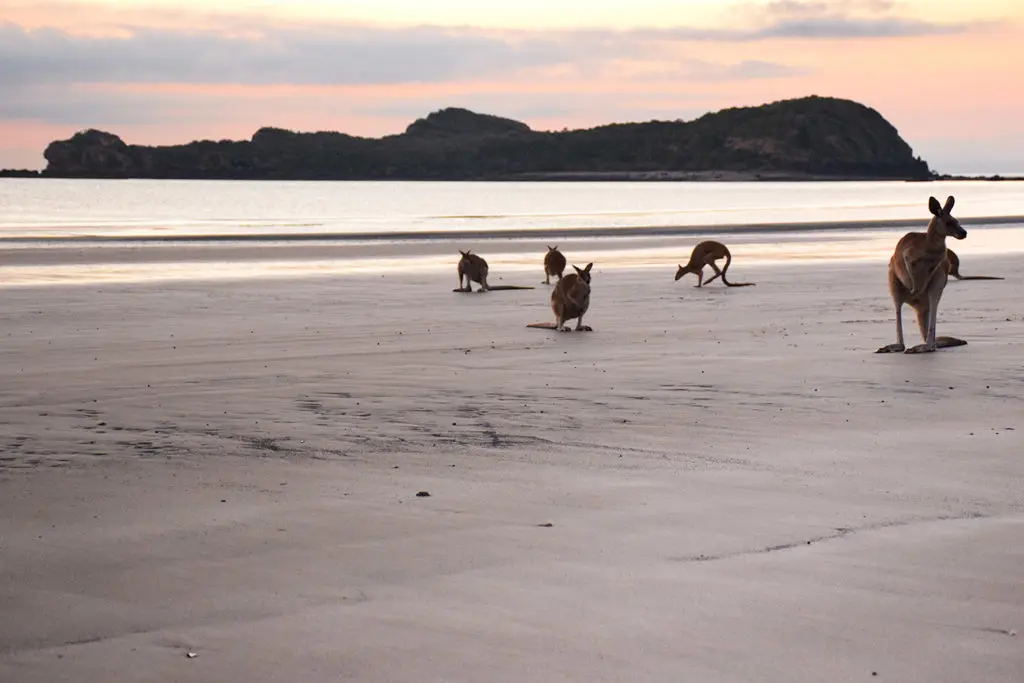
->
<box><xmin>41</xmin><ymin>97</ymin><xmax>933</xmax><ymax>180</ymax></box>
<box><xmin>404</xmin><ymin>108</ymin><xmax>531</xmax><ymax>138</ymax></box>
<box><xmin>43</xmin><ymin>130</ymin><xmax>137</xmax><ymax>177</ymax></box>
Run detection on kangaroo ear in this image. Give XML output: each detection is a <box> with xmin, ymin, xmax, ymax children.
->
<box><xmin>943</xmin><ymin>195</ymin><xmax>955</xmax><ymax>214</ymax></box>
<box><xmin>553</xmin><ymin>245</ymin><xmax>558</xmax><ymax>251</ymax></box>
<box><xmin>573</xmin><ymin>265</ymin><xmax>583</xmax><ymax>275</ymax></box>
<box><xmin>928</xmin><ymin>196</ymin><xmax>942</xmax><ymax>216</ymax></box>
<box><xmin>583</xmin><ymin>263</ymin><xmax>593</xmax><ymax>273</ymax></box>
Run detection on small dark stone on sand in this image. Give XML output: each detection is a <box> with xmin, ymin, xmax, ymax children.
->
<box><xmin>416</xmin><ymin>491</ymin><xmax>431</xmax><ymax>497</ymax></box>
<box><xmin>537</xmin><ymin>523</ymin><xmax>554</xmax><ymax>527</ymax></box>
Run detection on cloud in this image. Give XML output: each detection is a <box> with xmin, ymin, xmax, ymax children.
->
<box><xmin>0</xmin><ymin>7</ymin><xmax>984</xmax><ymax>90</ymax></box>
<box><xmin>749</xmin><ymin>0</ymin><xmax>981</xmax><ymax>38</ymax></box>
<box><xmin>0</xmin><ymin>22</ymin><xmax>573</xmax><ymax>88</ymax></box>
<box><xmin>762</xmin><ymin>0</ymin><xmax>898</xmax><ymax>19</ymax></box>
<box><xmin>753</xmin><ymin>17</ymin><xmax>967</xmax><ymax>39</ymax></box>
<box><xmin>0</xmin><ymin>84</ymin><xmax>193</xmax><ymax>125</ymax></box>
<box><xmin>695</xmin><ymin>60</ymin><xmax>810</xmax><ymax>81</ymax></box>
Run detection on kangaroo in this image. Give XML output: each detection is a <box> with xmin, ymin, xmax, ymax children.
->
<box><xmin>946</xmin><ymin>248</ymin><xmax>1003</xmax><ymax>281</ymax></box>
<box><xmin>527</xmin><ymin>263</ymin><xmax>593</xmax><ymax>332</ymax></box>
<box><xmin>876</xmin><ymin>195</ymin><xmax>968</xmax><ymax>354</ymax></box>
<box><xmin>453</xmin><ymin>250</ymin><xmax>535</xmax><ymax>293</ymax></box>
<box><xmin>674</xmin><ymin>240</ymin><xmax>755</xmax><ymax>287</ymax></box>
<box><xmin>455</xmin><ymin>250</ymin><xmax>490</xmax><ymax>292</ymax></box>
<box><xmin>543</xmin><ymin>245</ymin><xmax>567</xmax><ymax>285</ymax></box>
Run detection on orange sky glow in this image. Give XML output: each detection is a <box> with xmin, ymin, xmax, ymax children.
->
<box><xmin>1</xmin><ymin>0</ymin><xmax>1022</xmax><ymax>172</ymax></box>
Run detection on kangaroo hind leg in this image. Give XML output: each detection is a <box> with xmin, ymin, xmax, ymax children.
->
<box><xmin>876</xmin><ymin>299</ymin><xmax>907</xmax><ymax>353</ymax></box>
<box><xmin>904</xmin><ymin>302</ymin><xmax>937</xmax><ymax>354</ymax></box>
<box><xmin>703</xmin><ymin>262</ymin><xmax>723</xmax><ymax>286</ymax></box>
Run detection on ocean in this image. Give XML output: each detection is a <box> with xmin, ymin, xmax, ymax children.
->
<box><xmin>2</xmin><ymin>178</ymin><xmax>1023</xmax><ymax>285</ymax></box>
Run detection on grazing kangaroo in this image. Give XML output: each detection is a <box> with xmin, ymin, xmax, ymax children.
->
<box><xmin>674</xmin><ymin>240</ymin><xmax>755</xmax><ymax>287</ymax></box>
<box><xmin>946</xmin><ymin>248</ymin><xmax>1003</xmax><ymax>281</ymax></box>
<box><xmin>527</xmin><ymin>263</ymin><xmax>593</xmax><ymax>332</ymax></box>
<box><xmin>453</xmin><ymin>251</ymin><xmax>535</xmax><ymax>293</ymax></box>
<box><xmin>543</xmin><ymin>245</ymin><xmax>566</xmax><ymax>284</ymax></box>
<box><xmin>876</xmin><ymin>196</ymin><xmax>968</xmax><ymax>354</ymax></box>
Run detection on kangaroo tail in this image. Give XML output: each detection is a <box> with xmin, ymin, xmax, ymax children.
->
<box><xmin>488</xmin><ymin>285</ymin><xmax>536</xmax><ymax>290</ymax></box>
<box><xmin>955</xmin><ymin>275</ymin><xmax>1004</xmax><ymax>281</ymax></box>
<box><xmin>719</xmin><ymin>251</ymin><xmax>755</xmax><ymax>287</ymax></box>
<box><xmin>526</xmin><ymin>322</ymin><xmax>559</xmax><ymax>329</ymax></box>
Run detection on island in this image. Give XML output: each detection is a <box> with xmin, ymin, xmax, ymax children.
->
<box><xmin>30</xmin><ymin>96</ymin><xmax>934</xmax><ymax>181</ymax></box>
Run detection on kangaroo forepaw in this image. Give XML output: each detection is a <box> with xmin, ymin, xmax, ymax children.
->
<box><xmin>875</xmin><ymin>343</ymin><xmax>906</xmax><ymax>354</ymax></box>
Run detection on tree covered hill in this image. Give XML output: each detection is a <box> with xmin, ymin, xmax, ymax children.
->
<box><xmin>40</xmin><ymin>96</ymin><xmax>932</xmax><ymax>181</ymax></box>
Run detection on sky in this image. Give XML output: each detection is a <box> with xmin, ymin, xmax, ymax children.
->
<box><xmin>1</xmin><ymin>0</ymin><xmax>1022</xmax><ymax>173</ymax></box>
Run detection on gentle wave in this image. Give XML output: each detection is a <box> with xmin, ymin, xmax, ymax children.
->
<box><xmin>2</xmin><ymin>215</ymin><xmax>1023</xmax><ymax>246</ymax></box>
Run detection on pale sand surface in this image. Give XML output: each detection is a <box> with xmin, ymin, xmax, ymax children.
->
<box><xmin>2</xmin><ymin>256</ymin><xmax>1023</xmax><ymax>682</ymax></box>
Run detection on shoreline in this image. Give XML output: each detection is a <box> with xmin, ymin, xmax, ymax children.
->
<box><xmin>2</xmin><ymin>222</ymin><xmax>1023</xmax><ymax>287</ymax></box>
<box><xmin>3</xmin><ymin>213</ymin><xmax>1024</xmax><ymax>245</ymax></box>
<box><xmin>5</xmin><ymin>170</ymin><xmax>1024</xmax><ymax>181</ymax></box>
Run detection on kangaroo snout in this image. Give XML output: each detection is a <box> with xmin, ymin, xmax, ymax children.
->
<box><xmin>953</xmin><ymin>226</ymin><xmax>967</xmax><ymax>240</ymax></box>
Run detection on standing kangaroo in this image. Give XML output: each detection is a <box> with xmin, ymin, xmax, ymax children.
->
<box><xmin>674</xmin><ymin>240</ymin><xmax>755</xmax><ymax>287</ymax></box>
<box><xmin>527</xmin><ymin>262</ymin><xmax>593</xmax><ymax>332</ymax></box>
<box><xmin>876</xmin><ymin>196</ymin><xmax>968</xmax><ymax>354</ymax></box>
<box><xmin>543</xmin><ymin>245</ymin><xmax>566</xmax><ymax>284</ymax></box>
<box><xmin>945</xmin><ymin>248</ymin><xmax>1003</xmax><ymax>281</ymax></box>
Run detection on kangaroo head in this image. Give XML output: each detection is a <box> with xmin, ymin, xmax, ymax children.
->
<box><xmin>573</xmin><ymin>262</ymin><xmax>593</xmax><ymax>284</ymax></box>
<box><xmin>674</xmin><ymin>264</ymin><xmax>692</xmax><ymax>281</ymax></box>
<box><xmin>547</xmin><ymin>245</ymin><xmax>558</xmax><ymax>252</ymax></box>
<box><xmin>459</xmin><ymin>250</ymin><xmax>470</xmax><ymax>258</ymax></box>
<box><xmin>928</xmin><ymin>195</ymin><xmax>966</xmax><ymax>240</ymax></box>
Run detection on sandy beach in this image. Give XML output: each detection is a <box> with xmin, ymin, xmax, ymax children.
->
<box><xmin>2</xmin><ymin>253</ymin><xmax>1023</xmax><ymax>682</ymax></box>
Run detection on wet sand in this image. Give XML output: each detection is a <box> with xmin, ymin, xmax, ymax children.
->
<box><xmin>1</xmin><ymin>255</ymin><xmax>1023</xmax><ymax>682</ymax></box>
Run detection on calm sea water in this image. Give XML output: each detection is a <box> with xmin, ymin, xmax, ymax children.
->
<box><xmin>1</xmin><ymin>179</ymin><xmax>1022</xmax><ymax>285</ymax></box>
